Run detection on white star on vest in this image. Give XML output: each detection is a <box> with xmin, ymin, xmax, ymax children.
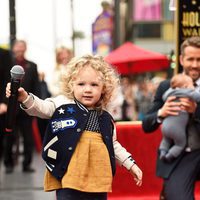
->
<box><xmin>58</xmin><ymin>108</ymin><xmax>65</xmax><ymax>114</ymax></box>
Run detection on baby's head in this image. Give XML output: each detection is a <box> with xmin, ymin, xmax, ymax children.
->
<box><xmin>60</xmin><ymin>54</ymin><xmax>120</xmax><ymax>109</ymax></box>
<box><xmin>171</xmin><ymin>74</ymin><xmax>194</xmax><ymax>89</ymax></box>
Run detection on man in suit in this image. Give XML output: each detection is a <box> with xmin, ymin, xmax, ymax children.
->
<box><xmin>142</xmin><ymin>36</ymin><xmax>200</xmax><ymax>200</ymax></box>
<box><xmin>0</xmin><ymin>48</ymin><xmax>13</xmax><ymax>160</ymax></box>
<box><xmin>4</xmin><ymin>40</ymin><xmax>40</xmax><ymax>173</ymax></box>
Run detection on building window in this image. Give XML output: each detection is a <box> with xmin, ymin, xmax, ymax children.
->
<box><xmin>133</xmin><ymin>0</ymin><xmax>162</xmax><ymax>21</ymax></box>
<box><xmin>133</xmin><ymin>23</ymin><xmax>161</xmax><ymax>38</ymax></box>
<box><xmin>132</xmin><ymin>0</ymin><xmax>174</xmax><ymax>40</ymax></box>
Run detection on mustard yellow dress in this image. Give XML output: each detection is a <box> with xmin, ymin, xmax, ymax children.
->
<box><xmin>44</xmin><ymin>110</ymin><xmax>113</xmax><ymax>193</ymax></box>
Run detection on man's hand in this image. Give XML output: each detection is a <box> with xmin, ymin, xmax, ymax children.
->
<box><xmin>179</xmin><ymin>97</ymin><xmax>197</xmax><ymax>113</ymax></box>
<box><xmin>0</xmin><ymin>103</ymin><xmax>7</xmax><ymax>114</ymax></box>
<box><xmin>158</xmin><ymin>96</ymin><xmax>181</xmax><ymax>118</ymax></box>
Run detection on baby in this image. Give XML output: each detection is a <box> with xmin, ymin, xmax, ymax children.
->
<box><xmin>159</xmin><ymin>73</ymin><xmax>200</xmax><ymax>162</ymax></box>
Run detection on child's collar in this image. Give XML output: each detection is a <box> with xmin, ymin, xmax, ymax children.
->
<box><xmin>74</xmin><ymin>99</ymin><xmax>102</xmax><ymax>113</ymax></box>
<box><xmin>74</xmin><ymin>99</ymin><xmax>89</xmax><ymax>113</ymax></box>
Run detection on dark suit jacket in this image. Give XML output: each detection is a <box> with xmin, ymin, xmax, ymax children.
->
<box><xmin>0</xmin><ymin>48</ymin><xmax>13</xmax><ymax>105</ymax></box>
<box><xmin>142</xmin><ymin>79</ymin><xmax>200</xmax><ymax>179</ymax></box>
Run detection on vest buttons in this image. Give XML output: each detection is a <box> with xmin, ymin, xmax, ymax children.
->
<box><xmin>83</xmin><ymin>113</ymin><xmax>87</xmax><ymax>117</ymax></box>
<box><xmin>105</xmin><ymin>136</ymin><xmax>109</xmax><ymax>140</ymax></box>
<box><xmin>185</xmin><ymin>147</ymin><xmax>191</xmax><ymax>152</ymax></box>
<box><xmin>77</xmin><ymin>128</ymin><xmax>81</xmax><ymax>132</ymax></box>
<box><xmin>58</xmin><ymin>175</ymin><xmax>62</xmax><ymax>179</ymax></box>
<box><xmin>68</xmin><ymin>146</ymin><xmax>73</xmax><ymax>151</ymax></box>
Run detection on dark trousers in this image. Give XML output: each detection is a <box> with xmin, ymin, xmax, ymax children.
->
<box><xmin>163</xmin><ymin>149</ymin><xmax>200</xmax><ymax>200</ymax></box>
<box><xmin>56</xmin><ymin>188</ymin><xmax>107</xmax><ymax>200</ymax></box>
<box><xmin>4</xmin><ymin>116</ymin><xmax>34</xmax><ymax>168</ymax></box>
<box><xmin>37</xmin><ymin>117</ymin><xmax>49</xmax><ymax>141</ymax></box>
<box><xmin>0</xmin><ymin>114</ymin><xmax>6</xmax><ymax>160</ymax></box>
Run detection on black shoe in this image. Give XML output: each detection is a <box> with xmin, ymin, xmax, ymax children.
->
<box><xmin>23</xmin><ymin>166</ymin><xmax>35</xmax><ymax>173</ymax></box>
<box><xmin>159</xmin><ymin>149</ymin><xmax>167</xmax><ymax>161</ymax></box>
<box><xmin>6</xmin><ymin>166</ymin><xmax>14</xmax><ymax>174</ymax></box>
<box><xmin>164</xmin><ymin>154</ymin><xmax>175</xmax><ymax>163</ymax></box>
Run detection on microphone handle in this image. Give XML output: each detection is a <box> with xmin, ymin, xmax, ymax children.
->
<box><xmin>5</xmin><ymin>79</ymin><xmax>20</xmax><ymax>132</ymax></box>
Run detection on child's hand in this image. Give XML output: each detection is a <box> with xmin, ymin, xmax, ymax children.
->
<box><xmin>6</xmin><ymin>82</ymin><xmax>29</xmax><ymax>103</ymax></box>
<box><xmin>130</xmin><ymin>164</ymin><xmax>143</xmax><ymax>186</ymax></box>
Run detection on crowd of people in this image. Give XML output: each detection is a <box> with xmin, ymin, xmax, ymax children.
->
<box><xmin>1</xmin><ymin>36</ymin><xmax>200</xmax><ymax>200</ymax></box>
<box><xmin>108</xmin><ymin>76</ymin><xmax>165</xmax><ymax>122</ymax></box>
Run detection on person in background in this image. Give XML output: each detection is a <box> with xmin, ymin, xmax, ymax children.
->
<box><xmin>142</xmin><ymin>36</ymin><xmax>200</xmax><ymax>200</ymax></box>
<box><xmin>4</xmin><ymin>40</ymin><xmax>40</xmax><ymax>173</ymax></box>
<box><xmin>135</xmin><ymin>80</ymin><xmax>153</xmax><ymax>120</ymax></box>
<box><xmin>6</xmin><ymin>54</ymin><xmax>142</xmax><ymax>200</ymax></box>
<box><xmin>107</xmin><ymin>76</ymin><xmax>137</xmax><ymax>121</ymax></box>
<box><xmin>121</xmin><ymin>77</ymin><xmax>137</xmax><ymax>121</ymax></box>
<box><xmin>150</xmin><ymin>76</ymin><xmax>165</xmax><ymax>98</ymax></box>
<box><xmin>37</xmin><ymin>72</ymin><xmax>51</xmax><ymax>141</ymax></box>
<box><xmin>107</xmin><ymin>85</ymin><xmax>124</xmax><ymax>121</ymax></box>
<box><xmin>0</xmin><ymin>48</ymin><xmax>13</xmax><ymax>161</ymax></box>
<box><xmin>48</xmin><ymin>46</ymin><xmax>73</xmax><ymax>97</ymax></box>
<box><xmin>159</xmin><ymin>74</ymin><xmax>200</xmax><ymax>162</ymax></box>
<box><xmin>108</xmin><ymin>77</ymin><xmax>137</xmax><ymax>121</ymax></box>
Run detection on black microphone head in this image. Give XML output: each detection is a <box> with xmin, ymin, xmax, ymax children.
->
<box><xmin>10</xmin><ymin>65</ymin><xmax>25</xmax><ymax>80</ymax></box>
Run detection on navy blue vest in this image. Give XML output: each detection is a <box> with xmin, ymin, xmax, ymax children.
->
<box><xmin>42</xmin><ymin>102</ymin><xmax>116</xmax><ymax>180</ymax></box>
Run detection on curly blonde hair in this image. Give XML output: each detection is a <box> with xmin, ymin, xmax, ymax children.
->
<box><xmin>60</xmin><ymin>54</ymin><xmax>120</xmax><ymax>109</ymax></box>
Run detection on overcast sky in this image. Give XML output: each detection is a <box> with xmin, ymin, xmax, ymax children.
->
<box><xmin>0</xmin><ymin>0</ymin><xmax>112</xmax><ymax>81</ymax></box>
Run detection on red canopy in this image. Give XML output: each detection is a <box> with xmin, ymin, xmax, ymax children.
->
<box><xmin>105</xmin><ymin>42</ymin><xmax>170</xmax><ymax>75</ymax></box>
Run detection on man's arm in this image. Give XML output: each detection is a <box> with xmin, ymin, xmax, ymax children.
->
<box><xmin>0</xmin><ymin>49</ymin><xmax>12</xmax><ymax>104</ymax></box>
<box><xmin>141</xmin><ymin>79</ymin><xmax>185</xmax><ymax>133</ymax></box>
<box><xmin>142</xmin><ymin>80</ymin><xmax>169</xmax><ymax>133</ymax></box>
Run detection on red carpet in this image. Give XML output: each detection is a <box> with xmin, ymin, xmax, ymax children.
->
<box><xmin>108</xmin><ymin>196</ymin><xmax>161</xmax><ymax>200</ymax></box>
<box><xmin>32</xmin><ymin>117</ymin><xmax>42</xmax><ymax>152</ymax></box>
<box><xmin>108</xmin><ymin>195</ymin><xmax>200</xmax><ymax>200</ymax></box>
<box><xmin>108</xmin><ymin>121</ymin><xmax>200</xmax><ymax>199</ymax></box>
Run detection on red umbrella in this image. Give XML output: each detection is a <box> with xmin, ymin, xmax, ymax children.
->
<box><xmin>105</xmin><ymin>42</ymin><xmax>170</xmax><ymax>75</ymax></box>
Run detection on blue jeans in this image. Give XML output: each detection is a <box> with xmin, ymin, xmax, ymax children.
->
<box><xmin>56</xmin><ymin>188</ymin><xmax>107</xmax><ymax>200</ymax></box>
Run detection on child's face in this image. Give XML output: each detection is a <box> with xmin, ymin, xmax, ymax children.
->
<box><xmin>72</xmin><ymin>65</ymin><xmax>104</xmax><ymax>109</ymax></box>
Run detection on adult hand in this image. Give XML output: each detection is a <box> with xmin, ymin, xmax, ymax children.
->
<box><xmin>0</xmin><ymin>103</ymin><xmax>7</xmax><ymax>114</ymax></box>
<box><xmin>158</xmin><ymin>96</ymin><xmax>181</xmax><ymax>118</ymax></box>
<box><xmin>179</xmin><ymin>97</ymin><xmax>197</xmax><ymax>113</ymax></box>
<box><xmin>6</xmin><ymin>82</ymin><xmax>29</xmax><ymax>103</ymax></box>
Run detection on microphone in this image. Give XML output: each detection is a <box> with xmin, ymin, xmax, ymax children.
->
<box><xmin>5</xmin><ymin>65</ymin><xmax>25</xmax><ymax>132</ymax></box>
